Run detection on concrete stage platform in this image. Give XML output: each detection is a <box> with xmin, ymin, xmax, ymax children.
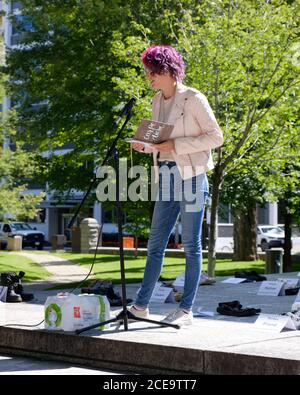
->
<box><xmin>0</xmin><ymin>272</ymin><xmax>299</xmax><ymax>375</ymax></box>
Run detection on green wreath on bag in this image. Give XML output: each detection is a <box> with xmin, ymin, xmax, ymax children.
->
<box><xmin>45</xmin><ymin>303</ymin><xmax>62</xmax><ymax>327</ymax></box>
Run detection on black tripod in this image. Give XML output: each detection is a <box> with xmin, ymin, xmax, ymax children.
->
<box><xmin>68</xmin><ymin>97</ymin><xmax>180</xmax><ymax>334</ymax></box>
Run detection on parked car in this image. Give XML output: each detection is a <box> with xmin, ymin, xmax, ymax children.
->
<box><xmin>257</xmin><ymin>225</ymin><xmax>285</xmax><ymax>251</ymax></box>
<box><xmin>0</xmin><ymin>221</ymin><xmax>45</xmax><ymax>250</ymax></box>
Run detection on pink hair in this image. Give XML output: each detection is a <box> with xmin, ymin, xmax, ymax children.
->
<box><xmin>141</xmin><ymin>45</ymin><xmax>185</xmax><ymax>82</ymax></box>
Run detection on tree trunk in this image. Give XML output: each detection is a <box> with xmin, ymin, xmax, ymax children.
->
<box><xmin>282</xmin><ymin>199</ymin><xmax>292</xmax><ymax>272</ymax></box>
<box><xmin>207</xmin><ymin>168</ymin><xmax>223</xmax><ymax>277</ymax></box>
<box><xmin>233</xmin><ymin>205</ymin><xmax>258</xmax><ymax>261</ymax></box>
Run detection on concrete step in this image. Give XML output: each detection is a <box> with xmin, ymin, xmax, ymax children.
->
<box><xmin>0</xmin><ymin>324</ymin><xmax>299</xmax><ymax>375</ymax></box>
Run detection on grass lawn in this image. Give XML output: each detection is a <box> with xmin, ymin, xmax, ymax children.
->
<box><xmin>2</xmin><ymin>250</ymin><xmax>299</xmax><ymax>289</ymax></box>
<box><xmin>51</xmin><ymin>252</ymin><xmax>269</xmax><ymax>288</ymax></box>
<box><xmin>0</xmin><ymin>252</ymin><xmax>50</xmax><ymax>282</ymax></box>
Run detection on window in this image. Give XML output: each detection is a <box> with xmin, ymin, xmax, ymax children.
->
<box><xmin>102</xmin><ymin>207</ymin><xmax>126</xmax><ymax>224</ymax></box>
<box><xmin>12</xmin><ymin>1</ymin><xmax>22</xmax><ymax>10</ymax></box>
<box><xmin>257</xmin><ymin>204</ymin><xmax>269</xmax><ymax>224</ymax></box>
<box><xmin>12</xmin><ymin>14</ymin><xmax>33</xmax><ymax>36</ymax></box>
<box><xmin>218</xmin><ymin>203</ymin><xmax>231</xmax><ymax>223</ymax></box>
<box><xmin>218</xmin><ymin>225</ymin><xmax>233</xmax><ymax>237</ymax></box>
<box><xmin>11</xmin><ymin>222</ymin><xmax>33</xmax><ymax>231</ymax></box>
<box><xmin>3</xmin><ymin>224</ymin><xmax>11</xmax><ymax>232</ymax></box>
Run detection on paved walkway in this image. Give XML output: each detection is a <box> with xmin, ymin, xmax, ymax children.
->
<box><xmin>0</xmin><ymin>354</ymin><xmax>122</xmax><ymax>375</ymax></box>
<box><xmin>10</xmin><ymin>251</ymin><xmax>90</xmax><ymax>291</ymax></box>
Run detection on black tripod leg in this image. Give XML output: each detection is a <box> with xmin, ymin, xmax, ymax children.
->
<box><xmin>75</xmin><ymin>309</ymin><xmax>181</xmax><ymax>334</ymax></box>
<box><xmin>126</xmin><ymin>310</ymin><xmax>180</xmax><ymax>329</ymax></box>
<box><xmin>75</xmin><ymin>316</ymin><xmax>119</xmax><ymax>335</ymax></box>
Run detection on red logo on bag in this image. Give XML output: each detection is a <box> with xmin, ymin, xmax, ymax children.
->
<box><xmin>74</xmin><ymin>306</ymin><xmax>81</xmax><ymax>318</ymax></box>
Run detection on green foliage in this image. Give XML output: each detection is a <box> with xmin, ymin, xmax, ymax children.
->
<box><xmin>0</xmin><ymin>110</ymin><xmax>45</xmax><ymax>220</ymax></box>
<box><xmin>123</xmin><ymin>200</ymin><xmax>151</xmax><ymax>242</ymax></box>
<box><xmin>170</xmin><ymin>0</ymin><xmax>300</xmax><ymax>268</ymax></box>
<box><xmin>2</xmin><ymin>0</ymin><xmax>300</xmax><ymax>261</ymax></box>
<box><xmin>0</xmin><ymin>31</ymin><xmax>45</xmax><ymax>220</ymax></box>
<box><xmin>2</xmin><ymin>0</ymin><xmax>210</xmax><ymax>193</ymax></box>
<box><xmin>4</xmin><ymin>0</ymin><xmax>299</xmax><ymax>191</ymax></box>
<box><xmin>3</xmin><ymin>0</ymin><xmax>153</xmax><ymax>193</ymax></box>
<box><xmin>176</xmin><ymin>0</ymin><xmax>300</xmax><ymax>166</ymax></box>
<box><xmin>0</xmin><ymin>35</ymin><xmax>5</xmax><ymax>99</ymax></box>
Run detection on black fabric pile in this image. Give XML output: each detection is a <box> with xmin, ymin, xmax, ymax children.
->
<box><xmin>234</xmin><ymin>270</ymin><xmax>267</xmax><ymax>282</ymax></box>
<box><xmin>217</xmin><ymin>300</ymin><xmax>261</xmax><ymax>317</ymax></box>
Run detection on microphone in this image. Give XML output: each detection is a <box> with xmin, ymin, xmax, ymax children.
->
<box><xmin>126</xmin><ymin>96</ymin><xmax>137</xmax><ymax>114</ymax></box>
<box><xmin>114</xmin><ymin>97</ymin><xmax>137</xmax><ymax>125</ymax></box>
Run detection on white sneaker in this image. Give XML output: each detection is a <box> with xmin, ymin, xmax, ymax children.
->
<box><xmin>128</xmin><ymin>305</ymin><xmax>150</xmax><ymax>320</ymax></box>
<box><xmin>200</xmin><ymin>271</ymin><xmax>216</xmax><ymax>285</ymax></box>
<box><xmin>161</xmin><ymin>308</ymin><xmax>193</xmax><ymax>327</ymax></box>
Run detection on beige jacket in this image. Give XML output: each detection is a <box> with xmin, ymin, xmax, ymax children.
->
<box><xmin>145</xmin><ymin>82</ymin><xmax>224</xmax><ymax>181</ymax></box>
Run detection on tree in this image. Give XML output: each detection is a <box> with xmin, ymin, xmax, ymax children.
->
<box><xmin>123</xmin><ymin>202</ymin><xmax>150</xmax><ymax>257</ymax></box>
<box><xmin>0</xmin><ymin>28</ymin><xmax>45</xmax><ymax>220</ymax></box>
<box><xmin>1</xmin><ymin>0</ymin><xmax>192</xmax><ymax>229</ymax></box>
<box><xmin>2</xmin><ymin>0</ymin><xmax>150</xmax><ymax>192</ymax></box>
<box><xmin>0</xmin><ymin>110</ymin><xmax>45</xmax><ymax>220</ymax></box>
<box><xmin>221</xmin><ymin>81</ymin><xmax>300</xmax><ymax>263</ymax></box>
<box><xmin>279</xmin><ymin>163</ymin><xmax>300</xmax><ymax>272</ymax></box>
<box><xmin>2</xmin><ymin>0</ymin><xmax>300</xmax><ymax>274</ymax></box>
<box><xmin>273</xmin><ymin>94</ymin><xmax>300</xmax><ymax>271</ymax></box>
<box><xmin>2</xmin><ymin>0</ymin><xmax>204</xmax><ymax>192</ymax></box>
<box><xmin>173</xmin><ymin>0</ymin><xmax>300</xmax><ymax>274</ymax></box>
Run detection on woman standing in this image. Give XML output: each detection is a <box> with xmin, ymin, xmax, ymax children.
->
<box><xmin>130</xmin><ymin>45</ymin><xmax>223</xmax><ymax>326</ymax></box>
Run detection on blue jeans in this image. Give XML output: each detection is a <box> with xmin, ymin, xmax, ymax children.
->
<box><xmin>135</xmin><ymin>161</ymin><xmax>209</xmax><ymax>311</ymax></box>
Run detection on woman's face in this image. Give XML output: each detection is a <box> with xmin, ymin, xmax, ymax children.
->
<box><xmin>144</xmin><ymin>69</ymin><xmax>174</xmax><ymax>90</ymax></box>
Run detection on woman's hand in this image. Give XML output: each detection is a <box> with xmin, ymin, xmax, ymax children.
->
<box><xmin>154</xmin><ymin>139</ymin><xmax>175</xmax><ymax>152</ymax></box>
<box><xmin>131</xmin><ymin>142</ymin><xmax>145</xmax><ymax>152</ymax></box>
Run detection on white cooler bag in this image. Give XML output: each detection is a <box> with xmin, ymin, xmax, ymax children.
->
<box><xmin>44</xmin><ymin>292</ymin><xmax>110</xmax><ymax>331</ymax></box>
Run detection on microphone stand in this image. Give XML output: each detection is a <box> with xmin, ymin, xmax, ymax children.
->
<box><xmin>67</xmin><ymin>98</ymin><xmax>180</xmax><ymax>334</ymax></box>
<box><xmin>68</xmin><ymin>97</ymin><xmax>136</xmax><ymax>231</ymax></box>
